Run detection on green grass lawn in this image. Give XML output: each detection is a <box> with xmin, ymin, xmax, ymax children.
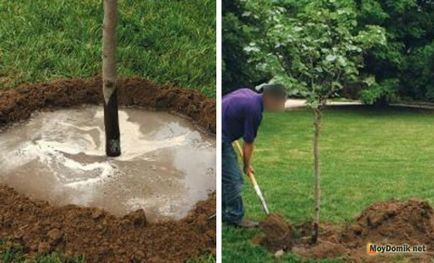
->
<box><xmin>0</xmin><ymin>0</ymin><xmax>215</xmax><ymax>97</ymax></box>
<box><xmin>222</xmin><ymin>106</ymin><xmax>434</xmax><ymax>262</ymax></box>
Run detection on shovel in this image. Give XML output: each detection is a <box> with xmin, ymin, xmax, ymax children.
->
<box><xmin>234</xmin><ymin>140</ymin><xmax>270</xmax><ymax>215</ymax></box>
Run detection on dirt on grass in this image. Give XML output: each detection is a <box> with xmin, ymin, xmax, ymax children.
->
<box><xmin>0</xmin><ymin>77</ymin><xmax>216</xmax><ymax>262</ymax></box>
<box><xmin>254</xmin><ymin>213</ymin><xmax>294</xmax><ymax>252</ymax></box>
<box><xmin>255</xmin><ymin>199</ymin><xmax>434</xmax><ymax>262</ymax></box>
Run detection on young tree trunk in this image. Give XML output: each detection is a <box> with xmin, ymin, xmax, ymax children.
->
<box><xmin>102</xmin><ymin>0</ymin><xmax>121</xmax><ymax>157</ymax></box>
<box><xmin>311</xmin><ymin>107</ymin><xmax>321</xmax><ymax>243</ymax></box>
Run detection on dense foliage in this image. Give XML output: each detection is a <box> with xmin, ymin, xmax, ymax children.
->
<box><xmin>357</xmin><ymin>0</ymin><xmax>434</xmax><ymax>103</ymax></box>
<box><xmin>243</xmin><ymin>0</ymin><xmax>385</xmax><ymax>106</ymax></box>
<box><xmin>223</xmin><ymin>0</ymin><xmax>434</xmax><ymax>103</ymax></box>
<box><xmin>222</xmin><ymin>1</ymin><xmax>267</xmax><ymax>94</ymax></box>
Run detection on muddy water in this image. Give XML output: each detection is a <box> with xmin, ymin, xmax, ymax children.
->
<box><xmin>0</xmin><ymin>105</ymin><xmax>215</xmax><ymax>221</ymax></box>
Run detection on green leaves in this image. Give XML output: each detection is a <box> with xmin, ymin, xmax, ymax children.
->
<box><xmin>325</xmin><ymin>54</ymin><xmax>337</xmax><ymax>62</ymax></box>
<box><xmin>355</xmin><ymin>25</ymin><xmax>387</xmax><ymax>49</ymax></box>
<box><xmin>360</xmin><ymin>78</ymin><xmax>399</xmax><ymax>105</ymax></box>
<box><xmin>357</xmin><ymin>0</ymin><xmax>434</xmax><ymax>104</ymax></box>
<box><xmin>245</xmin><ymin>0</ymin><xmax>386</xmax><ymax>108</ymax></box>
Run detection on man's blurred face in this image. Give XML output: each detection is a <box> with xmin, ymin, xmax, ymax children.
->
<box><xmin>264</xmin><ymin>96</ymin><xmax>286</xmax><ymax>112</ymax></box>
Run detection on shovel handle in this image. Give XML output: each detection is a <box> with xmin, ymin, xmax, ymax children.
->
<box><xmin>233</xmin><ymin>140</ymin><xmax>270</xmax><ymax>215</ymax></box>
<box><xmin>233</xmin><ymin>141</ymin><xmax>255</xmax><ymax>183</ymax></box>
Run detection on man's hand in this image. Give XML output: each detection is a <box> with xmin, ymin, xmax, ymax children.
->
<box><xmin>243</xmin><ymin>164</ymin><xmax>255</xmax><ymax>176</ymax></box>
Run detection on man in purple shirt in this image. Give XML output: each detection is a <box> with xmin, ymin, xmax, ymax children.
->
<box><xmin>222</xmin><ymin>84</ymin><xmax>287</xmax><ymax>227</ymax></box>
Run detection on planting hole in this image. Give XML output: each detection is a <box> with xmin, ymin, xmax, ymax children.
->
<box><xmin>0</xmin><ymin>105</ymin><xmax>215</xmax><ymax>221</ymax></box>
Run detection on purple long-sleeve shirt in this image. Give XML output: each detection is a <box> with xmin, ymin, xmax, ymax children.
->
<box><xmin>222</xmin><ymin>88</ymin><xmax>264</xmax><ymax>143</ymax></box>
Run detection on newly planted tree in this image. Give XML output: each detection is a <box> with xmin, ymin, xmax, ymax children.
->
<box><xmin>244</xmin><ymin>0</ymin><xmax>385</xmax><ymax>243</ymax></box>
<box><xmin>102</xmin><ymin>0</ymin><xmax>121</xmax><ymax>157</ymax></box>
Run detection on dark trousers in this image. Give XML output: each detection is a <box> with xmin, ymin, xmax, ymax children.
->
<box><xmin>222</xmin><ymin>142</ymin><xmax>244</xmax><ymax>224</ymax></box>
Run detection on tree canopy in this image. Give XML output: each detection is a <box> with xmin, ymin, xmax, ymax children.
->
<box><xmin>243</xmin><ymin>0</ymin><xmax>385</xmax><ymax>106</ymax></box>
<box><xmin>223</xmin><ymin>0</ymin><xmax>434</xmax><ymax>104</ymax></box>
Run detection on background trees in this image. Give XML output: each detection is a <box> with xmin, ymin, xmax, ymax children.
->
<box><xmin>357</xmin><ymin>0</ymin><xmax>434</xmax><ymax>104</ymax></box>
<box><xmin>222</xmin><ymin>1</ymin><xmax>267</xmax><ymax>94</ymax></box>
<box><xmin>223</xmin><ymin>0</ymin><xmax>434</xmax><ymax>104</ymax></box>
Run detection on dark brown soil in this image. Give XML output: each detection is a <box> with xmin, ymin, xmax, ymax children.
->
<box><xmin>0</xmin><ymin>77</ymin><xmax>215</xmax><ymax>262</ymax></box>
<box><xmin>255</xmin><ymin>200</ymin><xmax>434</xmax><ymax>262</ymax></box>
<box><xmin>255</xmin><ymin>213</ymin><xmax>294</xmax><ymax>252</ymax></box>
<box><xmin>338</xmin><ymin>199</ymin><xmax>434</xmax><ymax>262</ymax></box>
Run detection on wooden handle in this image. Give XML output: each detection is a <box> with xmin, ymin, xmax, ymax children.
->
<box><xmin>234</xmin><ymin>140</ymin><xmax>256</xmax><ymax>184</ymax></box>
<box><xmin>233</xmin><ymin>140</ymin><xmax>270</xmax><ymax>215</ymax></box>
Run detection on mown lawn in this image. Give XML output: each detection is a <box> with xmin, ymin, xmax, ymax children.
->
<box><xmin>0</xmin><ymin>0</ymin><xmax>215</xmax><ymax>97</ymax></box>
<box><xmin>222</xmin><ymin>106</ymin><xmax>434</xmax><ymax>262</ymax></box>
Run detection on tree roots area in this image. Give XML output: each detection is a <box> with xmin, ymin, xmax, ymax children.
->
<box><xmin>0</xmin><ymin>78</ymin><xmax>216</xmax><ymax>262</ymax></box>
<box><xmin>253</xmin><ymin>200</ymin><xmax>434</xmax><ymax>262</ymax></box>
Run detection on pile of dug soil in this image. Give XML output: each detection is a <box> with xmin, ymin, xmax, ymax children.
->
<box><xmin>0</xmin><ymin>77</ymin><xmax>216</xmax><ymax>262</ymax></box>
<box><xmin>338</xmin><ymin>199</ymin><xmax>434</xmax><ymax>261</ymax></box>
<box><xmin>255</xmin><ymin>213</ymin><xmax>294</xmax><ymax>252</ymax></box>
<box><xmin>0</xmin><ymin>186</ymin><xmax>215</xmax><ymax>262</ymax></box>
<box><xmin>255</xmin><ymin>200</ymin><xmax>434</xmax><ymax>262</ymax></box>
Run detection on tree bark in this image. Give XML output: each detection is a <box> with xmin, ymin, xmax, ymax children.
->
<box><xmin>311</xmin><ymin>107</ymin><xmax>321</xmax><ymax>243</ymax></box>
<box><xmin>102</xmin><ymin>0</ymin><xmax>120</xmax><ymax>157</ymax></box>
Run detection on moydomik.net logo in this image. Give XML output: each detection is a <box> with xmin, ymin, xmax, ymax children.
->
<box><xmin>367</xmin><ymin>243</ymin><xmax>428</xmax><ymax>255</ymax></box>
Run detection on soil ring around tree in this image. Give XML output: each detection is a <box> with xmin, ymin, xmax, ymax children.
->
<box><xmin>0</xmin><ymin>77</ymin><xmax>215</xmax><ymax>262</ymax></box>
<box><xmin>254</xmin><ymin>199</ymin><xmax>434</xmax><ymax>262</ymax></box>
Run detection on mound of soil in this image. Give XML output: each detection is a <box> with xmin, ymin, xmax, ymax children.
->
<box><xmin>0</xmin><ymin>186</ymin><xmax>215</xmax><ymax>262</ymax></box>
<box><xmin>339</xmin><ymin>199</ymin><xmax>434</xmax><ymax>261</ymax></box>
<box><xmin>255</xmin><ymin>213</ymin><xmax>294</xmax><ymax>252</ymax></box>
<box><xmin>0</xmin><ymin>77</ymin><xmax>216</xmax><ymax>262</ymax></box>
<box><xmin>256</xmin><ymin>200</ymin><xmax>434</xmax><ymax>262</ymax></box>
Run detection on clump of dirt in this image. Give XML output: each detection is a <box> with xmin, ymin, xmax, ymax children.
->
<box><xmin>255</xmin><ymin>213</ymin><xmax>294</xmax><ymax>252</ymax></box>
<box><xmin>255</xmin><ymin>200</ymin><xmax>434</xmax><ymax>262</ymax></box>
<box><xmin>0</xmin><ymin>77</ymin><xmax>215</xmax><ymax>262</ymax></box>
